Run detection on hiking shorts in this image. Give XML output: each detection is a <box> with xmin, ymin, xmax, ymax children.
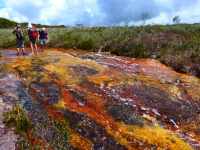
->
<box><xmin>29</xmin><ymin>38</ymin><xmax>37</xmax><ymax>45</ymax></box>
<box><xmin>40</xmin><ymin>39</ymin><xmax>47</xmax><ymax>45</ymax></box>
<box><xmin>16</xmin><ymin>40</ymin><xmax>24</xmax><ymax>48</ymax></box>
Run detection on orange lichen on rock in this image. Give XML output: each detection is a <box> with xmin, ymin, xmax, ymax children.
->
<box><xmin>2</xmin><ymin>49</ymin><xmax>199</xmax><ymax>149</ymax></box>
<box><xmin>68</xmin><ymin>131</ymin><xmax>93</xmax><ymax>150</ymax></box>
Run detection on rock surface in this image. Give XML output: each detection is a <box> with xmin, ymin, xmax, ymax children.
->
<box><xmin>0</xmin><ymin>49</ymin><xmax>199</xmax><ymax>149</ymax></box>
<box><xmin>0</xmin><ymin>75</ymin><xmax>16</xmax><ymax>150</ymax></box>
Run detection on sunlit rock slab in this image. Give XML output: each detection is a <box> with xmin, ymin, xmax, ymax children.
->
<box><xmin>1</xmin><ymin>49</ymin><xmax>199</xmax><ymax>149</ymax></box>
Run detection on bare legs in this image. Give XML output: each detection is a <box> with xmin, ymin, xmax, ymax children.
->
<box><xmin>30</xmin><ymin>41</ymin><xmax>34</xmax><ymax>54</ymax></box>
<box><xmin>40</xmin><ymin>44</ymin><xmax>47</xmax><ymax>52</ymax></box>
<box><xmin>16</xmin><ymin>48</ymin><xmax>19</xmax><ymax>54</ymax></box>
<box><xmin>40</xmin><ymin>44</ymin><xmax>43</xmax><ymax>51</ymax></box>
<box><xmin>34</xmin><ymin>44</ymin><xmax>38</xmax><ymax>54</ymax></box>
<box><xmin>16</xmin><ymin>48</ymin><xmax>25</xmax><ymax>55</ymax></box>
<box><xmin>29</xmin><ymin>41</ymin><xmax>38</xmax><ymax>54</ymax></box>
<box><xmin>22</xmin><ymin>48</ymin><xmax>25</xmax><ymax>53</ymax></box>
<box><xmin>44</xmin><ymin>44</ymin><xmax>47</xmax><ymax>52</ymax></box>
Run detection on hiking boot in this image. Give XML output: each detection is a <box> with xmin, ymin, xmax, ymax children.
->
<box><xmin>23</xmin><ymin>53</ymin><xmax>26</xmax><ymax>56</ymax></box>
<box><xmin>16</xmin><ymin>53</ymin><xmax>19</xmax><ymax>56</ymax></box>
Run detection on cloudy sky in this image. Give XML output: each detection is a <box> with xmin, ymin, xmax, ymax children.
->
<box><xmin>0</xmin><ymin>0</ymin><xmax>200</xmax><ymax>27</ymax></box>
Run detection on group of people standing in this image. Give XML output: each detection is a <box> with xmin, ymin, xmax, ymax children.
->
<box><xmin>12</xmin><ymin>23</ymin><xmax>49</xmax><ymax>55</ymax></box>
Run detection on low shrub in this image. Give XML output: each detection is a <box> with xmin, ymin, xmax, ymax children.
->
<box><xmin>3</xmin><ymin>104</ymin><xmax>71</xmax><ymax>149</ymax></box>
<box><xmin>3</xmin><ymin>104</ymin><xmax>31</xmax><ymax>134</ymax></box>
<box><xmin>33</xmin><ymin>119</ymin><xmax>71</xmax><ymax>149</ymax></box>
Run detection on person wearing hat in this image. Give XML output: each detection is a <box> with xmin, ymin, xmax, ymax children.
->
<box><xmin>38</xmin><ymin>27</ymin><xmax>49</xmax><ymax>52</ymax></box>
<box><xmin>27</xmin><ymin>23</ymin><xmax>39</xmax><ymax>54</ymax></box>
<box><xmin>12</xmin><ymin>25</ymin><xmax>26</xmax><ymax>55</ymax></box>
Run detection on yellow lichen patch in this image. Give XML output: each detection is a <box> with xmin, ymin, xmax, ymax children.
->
<box><xmin>179</xmin><ymin>75</ymin><xmax>200</xmax><ymax>101</ymax></box>
<box><xmin>41</xmin><ymin>51</ymin><xmax>105</xmax><ymax>86</ymax></box>
<box><xmin>53</xmin><ymin>98</ymin><xmax>66</xmax><ymax>109</ymax></box>
<box><xmin>39</xmin><ymin>75</ymin><xmax>52</xmax><ymax>83</ymax></box>
<box><xmin>15</xmin><ymin>65</ymin><xmax>50</xmax><ymax>82</ymax></box>
<box><xmin>6</xmin><ymin>56</ymin><xmax>32</xmax><ymax>68</ymax></box>
<box><xmin>43</xmin><ymin>64</ymin><xmax>78</xmax><ymax>85</ymax></box>
<box><xmin>4</xmin><ymin>50</ymin><xmax>105</xmax><ymax>86</ymax></box>
<box><xmin>68</xmin><ymin>131</ymin><xmax>93</xmax><ymax>150</ymax></box>
<box><xmin>117</xmin><ymin>122</ymin><xmax>193</xmax><ymax>150</ymax></box>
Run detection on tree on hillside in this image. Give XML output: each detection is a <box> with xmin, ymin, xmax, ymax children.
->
<box><xmin>141</xmin><ymin>12</ymin><xmax>149</xmax><ymax>26</ymax></box>
<box><xmin>0</xmin><ymin>17</ymin><xmax>18</xmax><ymax>28</ymax></box>
<box><xmin>173</xmin><ymin>15</ymin><xmax>180</xmax><ymax>24</ymax></box>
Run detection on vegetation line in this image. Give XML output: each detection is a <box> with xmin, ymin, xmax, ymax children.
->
<box><xmin>0</xmin><ymin>17</ymin><xmax>200</xmax><ymax>76</ymax></box>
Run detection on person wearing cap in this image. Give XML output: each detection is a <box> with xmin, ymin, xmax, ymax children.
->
<box><xmin>12</xmin><ymin>25</ymin><xmax>26</xmax><ymax>56</ymax></box>
<box><xmin>38</xmin><ymin>27</ymin><xmax>49</xmax><ymax>52</ymax></box>
<box><xmin>27</xmin><ymin>23</ymin><xmax>39</xmax><ymax>54</ymax></box>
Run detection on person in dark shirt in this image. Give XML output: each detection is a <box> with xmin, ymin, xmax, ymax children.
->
<box><xmin>38</xmin><ymin>27</ymin><xmax>49</xmax><ymax>52</ymax></box>
<box><xmin>12</xmin><ymin>25</ymin><xmax>26</xmax><ymax>56</ymax></box>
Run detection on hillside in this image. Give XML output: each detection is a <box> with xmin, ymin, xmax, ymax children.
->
<box><xmin>0</xmin><ymin>17</ymin><xmax>18</xmax><ymax>28</ymax></box>
<box><xmin>0</xmin><ymin>17</ymin><xmax>66</xmax><ymax>28</ymax></box>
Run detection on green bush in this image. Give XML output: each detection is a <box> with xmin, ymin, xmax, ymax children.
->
<box><xmin>132</xmin><ymin>42</ymin><xmax>150</xmax><ymax>58</ymax></box>
<box><xmin>64</xmin><ymin>40</ymin><xmax>74</xmax><ymax>48</ymax></box>
<box><xmin>102</xmin><ymin>41</ymin><xmax>112</xmax><ymax>52</ymax></box>
<box><xmin>77</xmin><ymin>39</ymin><xmax>95</xmax><ymax>50</ymax></box>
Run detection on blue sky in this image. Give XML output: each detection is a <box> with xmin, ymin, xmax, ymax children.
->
<box><xmin>0</xmin><ymin>0</ymin><xmax>200</xmax><ymax>27</ymax></box>
<box><xmin>0</xmin><ymin>1</ymin><xmax>5</xmax><ymax>9</ymax></box>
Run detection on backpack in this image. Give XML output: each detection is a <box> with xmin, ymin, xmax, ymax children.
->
<box><xmin>39</xmin><ymin>30</ymin><xmax>47</xmax><ymax>35</ymax></box>
<box><xmin>16</xmin><ymin>30</ymin><xmax>24</xmax><ymax>40</ymax></box>
<box><xmin>39</xmin><ymin>30</ymin><xmax>47</xmax><ymax>39</ymax></box>
<box><xmin>30</xmin><ymin>27</ymin><xmax>38</xmax><ymax>38</ymax></box>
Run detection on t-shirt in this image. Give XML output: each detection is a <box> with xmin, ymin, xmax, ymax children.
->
<box><xmin>39</xmin><ymin>31</ymin><xmax>48</xmax><ymax>39</ymax></box>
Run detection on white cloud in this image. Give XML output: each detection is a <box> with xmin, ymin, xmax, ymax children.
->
<box><xmin>147</xmin><ymin>13</ymin><xmax>170</xmax><ymax>25</ymax></box>
<box><xmin>0</xmin><ymin>7</ymin><xmax>29</xmax><ymax>23</ymax></box>
<box><xmin>0</xmin><ymin>0</ymin><xmax>200</xmax><ymax>26</ymax></box>
<box><xmin>177</xmin><ymin>0</ymin><xmax>200</xmax><ymax>24</ymax></box>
